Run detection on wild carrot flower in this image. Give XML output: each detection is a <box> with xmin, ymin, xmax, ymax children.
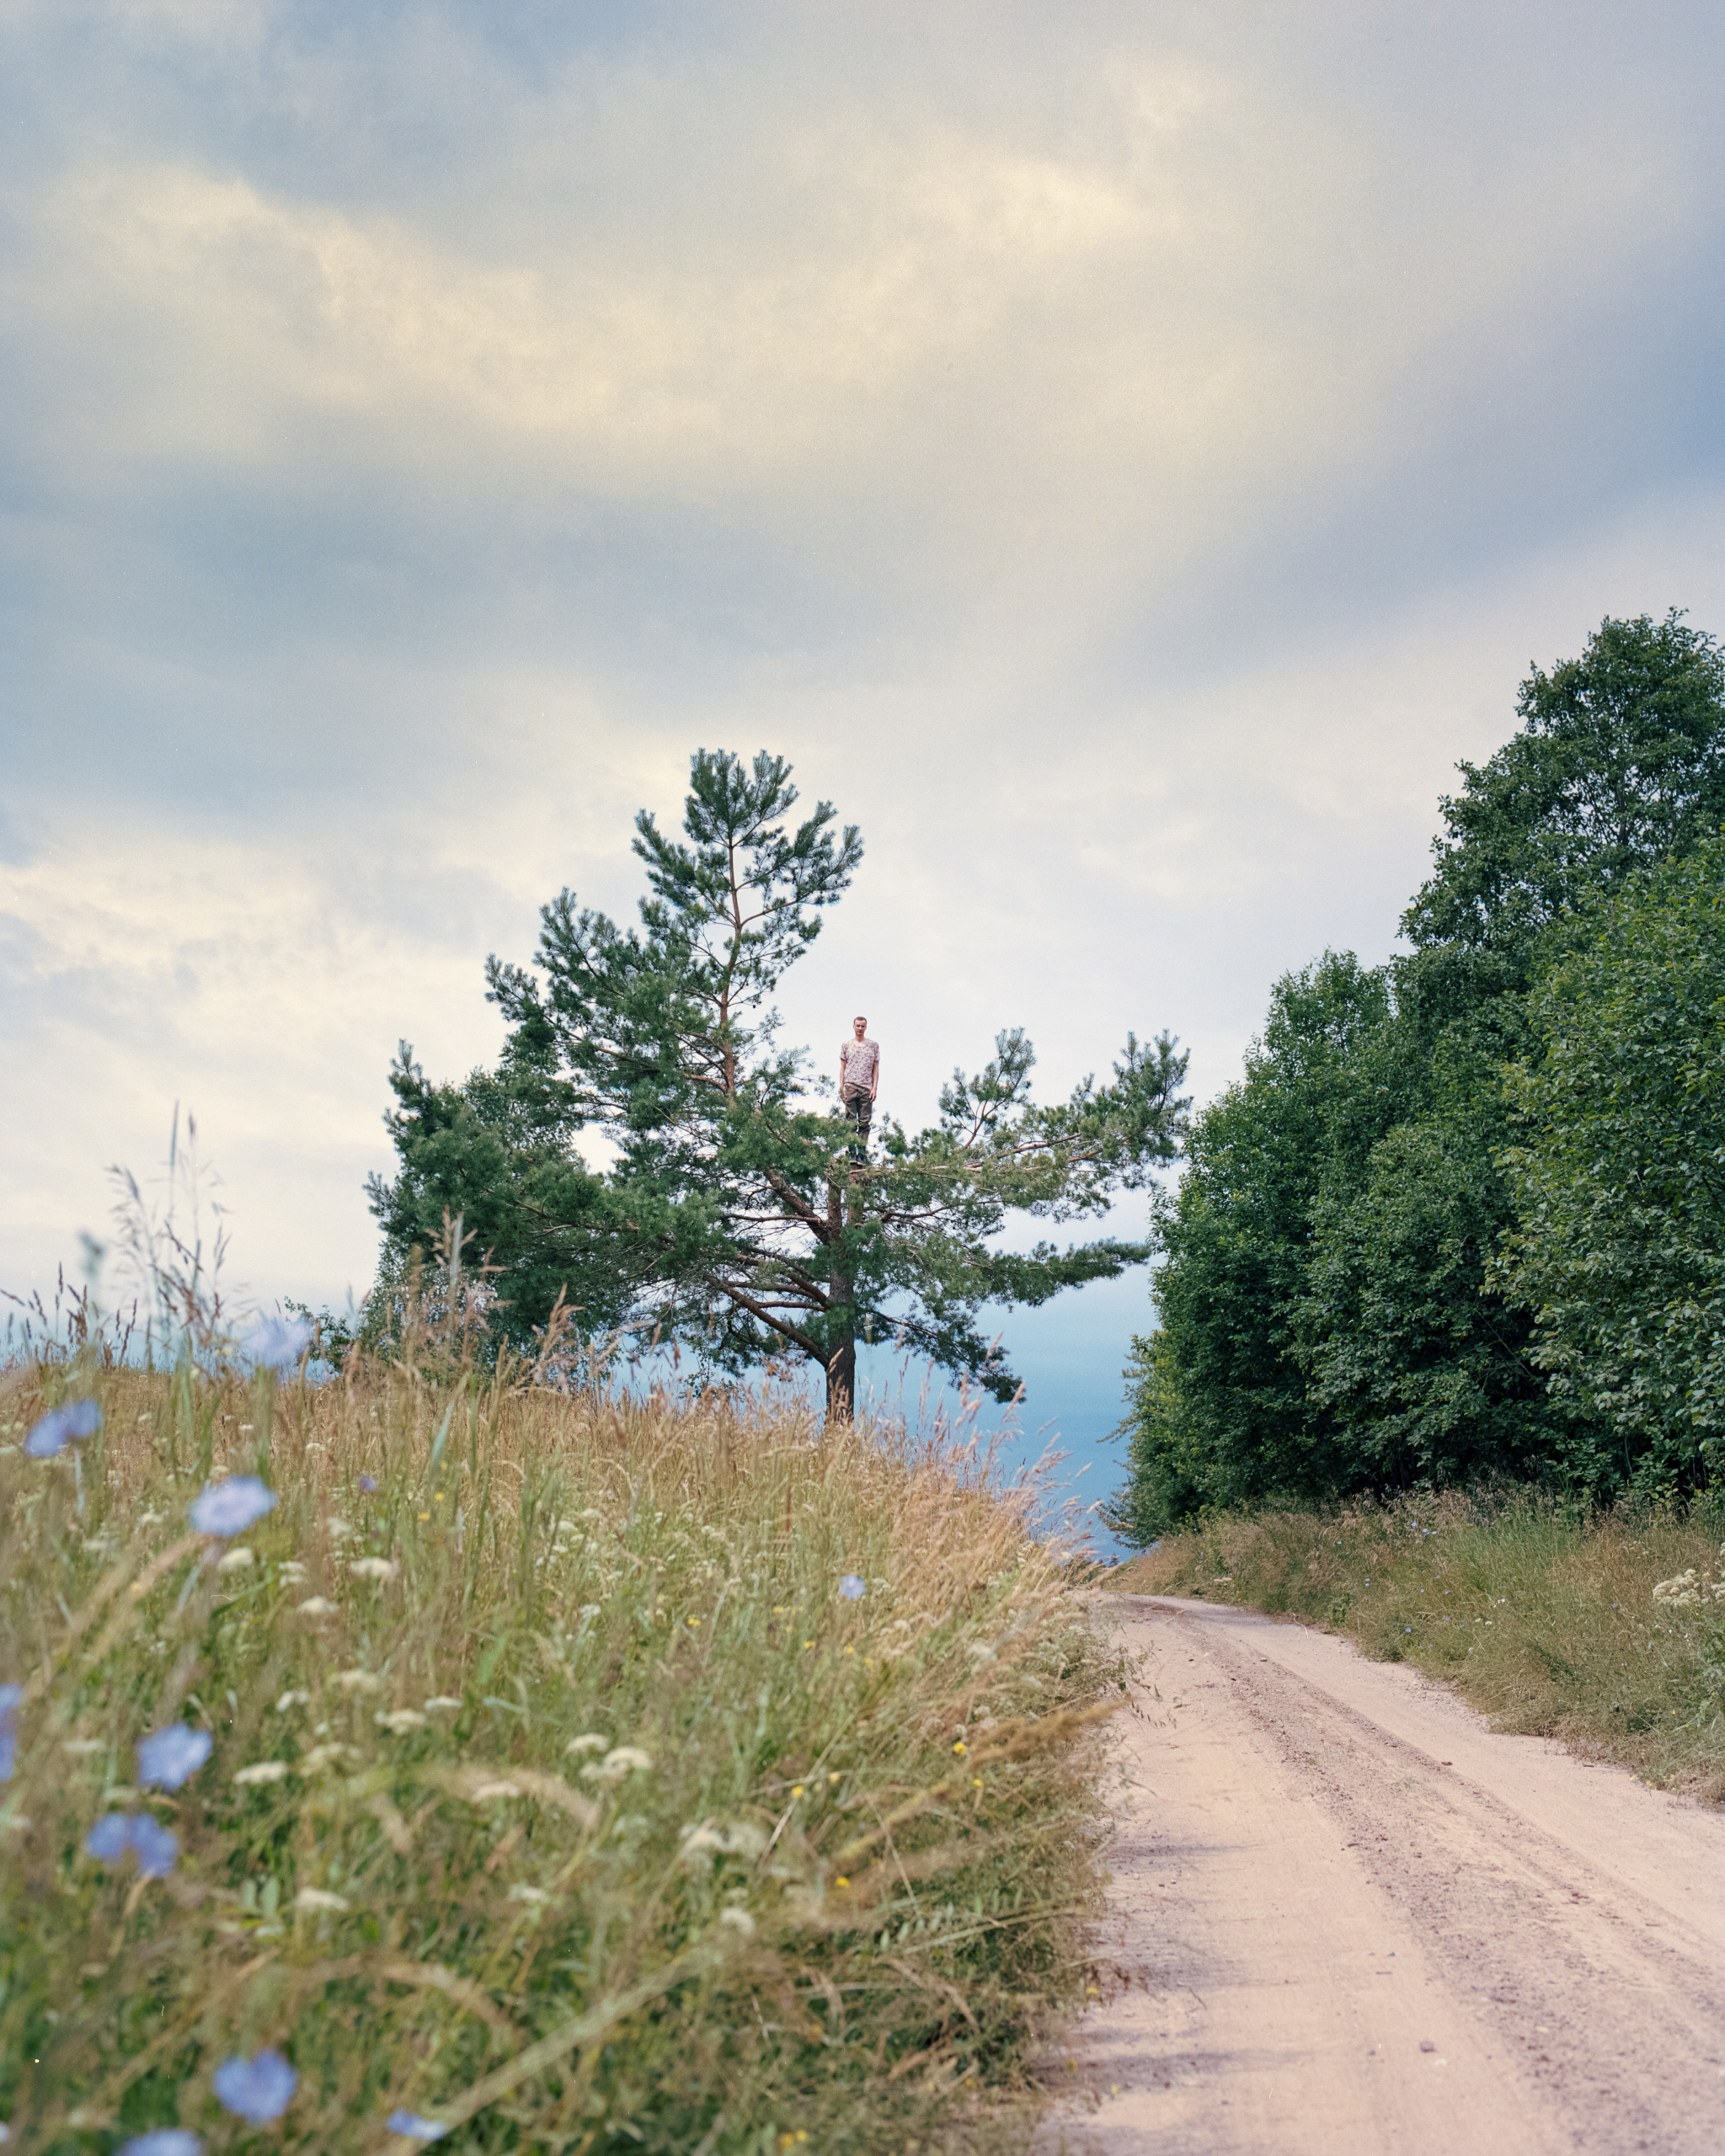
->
<box><xmin>565</xmin><ymin>1733</ymin><xmax>607</xmax><ymax>1754</ymax></box>
<box><xmin>234</xmin><ymin>1761</ymin><xmax>289</xmax><ymax>1786</ymax></box>
<box><xmin>423</xmin><ymin>1696</ymin><xmax>462</xmax><ymax>1714</ymax></box>
<box><xmin>216</xmin><ymin>1549</ymin><xmax>255</xmax><ymax>1574</ymax></box>
<box><xmin>212</xmin><ymin>2048</ymin><xmax>296</xmax><ymax>2124</ymax></box>
<box><xmin>300</xmin><ymin>1744</ymin><xmax>357</xmax><ymax>1773</ymax></box>
<box><xmin>137</xmin><ymin>1724</ymin><xmax>212</xmax><ymax>1791</ymax></box>
<box><xmin>190</xmin><ymin>1477</ymin><xmax>276</xmax><ymax>1538</ymax></box>
<box><xmin>376</xmin><ymin>1709</ymin><xmax>427</xmax><ymax>1734</ymax></box>
<box><xmin>295</xmin><ymin>1596</ymin><xmax>337</xmax><ymax>1617</ymax></box>
<box><xmin>25</xmin><ymin>1400</ymin><xmax>103</xmax><ymax>1458</ymax></box>
<box><xmin>838</xmin><ymin>1574</ymin><xmax>866</xmax><ymax>1599</ymax></box>
<box><xmin>335</xmin><ymin>1669</ymin><xmax>384</xmax><ymax>1694</ymax></box>
<box><xmin>678</xmin><ymin>1821</ymin><xmax>767</xmax><ymax>1861</ymax></box>
<box><xmin>350</xmin><ymin>1557</ymin><xmax>399</xmax><ymax>1582</ymax></box>
<box><xmin>293</xmin><ymin>1886</ymin><xmax>350</xmax><ymax>1911</ymax></box>
<box><xmin>583</xmin><ymin>1746</ymin><xmax>652</xmax><ymax>1780</ymax></box>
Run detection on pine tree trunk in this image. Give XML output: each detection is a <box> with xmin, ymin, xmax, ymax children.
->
<box><xmin>825</xmin><ymin>1172</ymin><xmax>856</xmax><ymax>1423</ymax></box>
<box><xmin>825</xmin><ymin>1334</ymin><xmax>856</xmax><ymax>1423</ymax></box>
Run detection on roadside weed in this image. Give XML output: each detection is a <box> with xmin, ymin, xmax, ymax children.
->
<box><xmin>0</xmin><ymin>1364</ymin><xmax>1118</xmax><ymax>2153</ymax></box>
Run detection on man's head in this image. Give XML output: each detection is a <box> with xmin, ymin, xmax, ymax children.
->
<box><xmin>853</xmin><ymin>1016</ymin><xmax>868</xmax><ymax>1038</ymax></box>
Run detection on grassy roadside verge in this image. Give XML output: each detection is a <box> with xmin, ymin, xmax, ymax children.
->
<box><xmin>1110</xmin><ymin>1491</ymin><xmax>1725</xmax><ymax>1801</ymax></box>
<box><xmin>1</xmin><ymin>1358</ymin><xmax>1124</xmax><ymax>2155</ymax></box>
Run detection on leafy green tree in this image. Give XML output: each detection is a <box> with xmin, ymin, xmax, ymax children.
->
<box><xmin>369</xmin><ymin>750</ymin><xmax>1189</xmax><ymax>1415</ymax></box>
<box><xmin>1109</xmin><ymin>953</ymin><xmax>1416</xmax><ymax>1531</ymax></box>
<box><xmin>1292</xmin><ymin>1017</ymin><xmax>1562</xmax><ymax>1489</ymax></box>
<box><xmin>1109</xmin><ymin>610</ymin><xmax>1725</xmax><ymax>1539</ymax></box>
<box><xmin>367</xmin><ymin>997</ymin><xmax>632</xmax><ymax>1350</ymax></box>
<box><xmin>1403</xmin><ymin>609</ymin><xmax>1725</xmax><ymax>978</ymax></box>
<box><xmin>1496</xmin><ymin>837</ymin><xmax>1725</xmax><ymax>1496</ymax></box>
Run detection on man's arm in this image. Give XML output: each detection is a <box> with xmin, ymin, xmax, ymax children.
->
<box><xmin>871</xmin><ymin>1049</ymin><xmax>880</xmax><ymax>1101</ymax></box>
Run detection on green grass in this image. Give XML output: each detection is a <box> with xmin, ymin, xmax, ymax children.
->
<box><xmin>0</xmin><ymin>1354</ymin><xmax>1124</xmax><ymax>2155</ymax></box>
<box><xmin>1112</xmin><ymin>1488</ymin><xmax>1725</xmax><ymax>1801</ymax></box>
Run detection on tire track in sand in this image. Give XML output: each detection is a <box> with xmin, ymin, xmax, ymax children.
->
<box><xmin>1039</xmin><ymin>1595</ymin><xmax>1725</xmax><ymax>2155</ymax></box>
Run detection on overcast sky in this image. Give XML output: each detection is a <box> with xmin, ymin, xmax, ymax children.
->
<box><xmin>5</xmin><ymin>1</ymin><xmax>1725</xmax><ymax>1524</ymax></box>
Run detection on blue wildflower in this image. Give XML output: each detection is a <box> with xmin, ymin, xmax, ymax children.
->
<box><xmin>24</xmin><ymin>1400</ymin><xmax>103</xmax><ymax>1459</ymax></box>
<box><xmin>117</xmin><ymin>2135</ymin><xmax>203</xmax><ymax>2156</ymax></box>
<box><xmin>359</xmin><ymin>1475</ymin><xmax>378</xmax><ymax>1493</ymax></box>
<box><xmin>189</xmin><ymin>1476</ymin><xmax>276</xmax><ymax>1538</ymax></box>
<box><xmin>212</xmin><ymin>2049</ymin><xmax>296</xmax><ymax>2125</ymax></box>
<box><xmin>137</xmin><ymin>1724</ymin><xmax>212</xmax><ymax>1792</ymax></box>
<box><xmin>0</xmin><ymin>1684</ymin><xmax>20</xmax><ymax>1782</ymax></box>
<box><xmin>129</xmin><ymin>1816</ymin><xmax>179</xmax><ymax>1878</ymax></box>
<box><xmin>386</xmin><ymin>2113</ymin><xmax>448</xmax><ymax>2141</ymax></box>
<box><xmin>84</xmin><ymin>1813</ymin><xmax>132</xmax><ymax>1862</ymax></box>
<box><xmin>243</xmin><ymin>1315</ymin><xmax>313</xmax><ymax>1369</ymax></box>
<box><xmin>83</xmin><ymin>1812</ymin><xmax>179</xmax><ymax>1879</ymax></box>
<box><xmin>838</xmin><ymin>1574</ymin><xmax>866</xmax><ymax>1600</ymax></box>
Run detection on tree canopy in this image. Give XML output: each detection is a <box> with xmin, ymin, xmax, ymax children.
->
<box><xmin>1404</xmin><ymin>609</ymin><xmax>1725</xmax><ymax>967</ymax></box>
<box><xmin>1496</xmin><ymin>836</ymin><xmax>1725</xmax><ymax>1495</ymax></box>
<box><xmin>370</xmin><ymin>749</ymin><xmax>1189</xmax><ymax>1414</ymax></box>
<box><xmin>1108</xmin><ymin>611</ymin><xmax>1725</xmax><ymax>1538</ymax></box>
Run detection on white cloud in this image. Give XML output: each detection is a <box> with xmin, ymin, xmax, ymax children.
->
<box><xmin>5</xmin><ymin>2</ymin><xmax>1725</xmax><ymax>1479</ymax></box>
<box><xmin>14</xmin><ymin>13</ymin><xmax>1707</xmax><ymax>629</ymax></box>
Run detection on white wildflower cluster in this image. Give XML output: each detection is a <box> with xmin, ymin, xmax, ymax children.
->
<box><xmin>580</xmin><ymin>1745</ymin><xmax>653</xmax><ymax>1782</ymax></box>
<box><xmin>302</xmin><ymin>1743</ymin><xmax>359</xmax><ymax>1773</ymax></box>
<box><xmin>1652</xmin><ymin>1547</ymin><xmax>1725</xmax><ymax>1608</ymax></box>
<box><xmin>678</xmin><ymin>1820</ymin><xmax>767</xmax><ymax>1864</ymax></box>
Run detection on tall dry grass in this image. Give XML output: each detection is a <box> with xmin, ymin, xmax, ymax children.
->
<box><xmin>1114</xmin><ymin>1491</ymin><xmax>1725</xmax><ymax>1800</ymax></box>
<box><xmin>0</xmin><ymin>1351</ymin><xmax>1124</xmax><ymax>2155</ymax></box>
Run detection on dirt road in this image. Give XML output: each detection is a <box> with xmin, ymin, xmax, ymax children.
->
<box><xmin>1039</xmin><ymin>1594</ymin><xmax>1725</xmax><ymax>2154</ymax></box>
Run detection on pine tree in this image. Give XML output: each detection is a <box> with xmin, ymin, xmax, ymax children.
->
<box><xmin>370</xmin><ymin>750</ymin><xmax>1188</xmax><ymax>1415</ymax></box>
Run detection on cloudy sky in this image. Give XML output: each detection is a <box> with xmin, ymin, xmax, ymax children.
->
<box><xmin>5</xmin><ymin>1</ymin><xmax>1724</xmax><ymax>1520</ymax></box>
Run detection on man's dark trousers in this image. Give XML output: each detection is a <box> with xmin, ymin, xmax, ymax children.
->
<box><xmin>843</xmin><ymin>1089</ymin><xmax>873</xmax><ymax>1145</ymax></box>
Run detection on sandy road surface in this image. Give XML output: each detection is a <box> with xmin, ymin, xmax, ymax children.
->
<box><xmin>1039</xmin><ymin>1594</ymin><xmax>1725</xmax><ymax>2155</ymax></box>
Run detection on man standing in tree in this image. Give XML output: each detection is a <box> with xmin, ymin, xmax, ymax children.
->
<box><xmin>839</xmin><ymin>1014</ymin><xmax>879</xmax><ymax>1148</ymax></box>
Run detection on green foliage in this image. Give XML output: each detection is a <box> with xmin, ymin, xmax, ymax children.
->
<box><xmin>1293</xmin><ymin>1021</ymin><xmax>1561</xmax><ymax>1489</ymax></box>
<box><xmin>1112</xmin><ymin>611</ymin><xmax>1725</xmax><ymax>1538</ymax></box>
<box><xmin>1110</xmin><ymin>953</ymin><xmax>1416</xmax><ymax>1528</ymax></box>
<box><xmin>371</xmin><ymin>750</ymin><xmax>1188</xmax><ymax>1413</ymax></box>
<box><xmin>1403</xmin><ymin>608</ymin><xmax>1725</xmax><ymax>969</ymax></box>
<box><xmin>0</xmin><ymin>1358</ymin><xmax>1120</xmax><ymax>2154</ymax></box>
<box><xmin>1497</xmin><ymin>837</ymin><xmax>1725</xmax><ymax>1496</ymax></box>
<box><xmin>367</xmin><ymin>999</ymin><xmax>633</xmax><ymax>1357</ymax></box>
